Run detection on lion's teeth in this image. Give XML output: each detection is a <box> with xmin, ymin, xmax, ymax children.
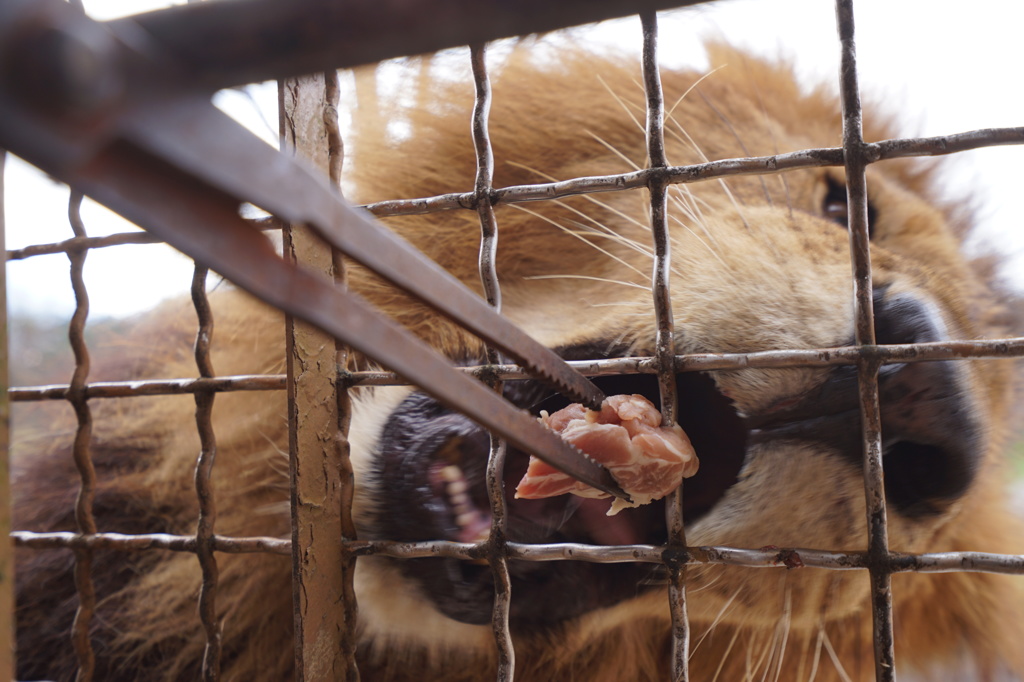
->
<box><xmin>439</xmin><ymin>465</ymin><xmax>463</xmax><ymax>483</ymax></box>
<box><xmin>446</xmin><ymin>478</ymin><xmax>468</xmax><ymax>496</ymax></box>
<box><xmin>438</xmin><ymin>463</ymin><xmax>489</xmax><ymax>540</ymax></box>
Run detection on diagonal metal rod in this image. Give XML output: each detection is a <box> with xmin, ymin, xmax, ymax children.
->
<box><xmin>111</xmin><ymin>0</ymin><xmax>715</xmax><ymax>92</ymax></box>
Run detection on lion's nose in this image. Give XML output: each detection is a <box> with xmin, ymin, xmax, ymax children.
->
<box><xmin>746</xmin><ymin>288</ymin><xmax>982</xmax><ymax>518</ymax></box>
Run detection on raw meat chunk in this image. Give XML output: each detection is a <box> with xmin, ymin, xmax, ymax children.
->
<box><xmin>515</xmin><ymin>394</ymin><xmax>698</xmax><ymax>515</ymax></box>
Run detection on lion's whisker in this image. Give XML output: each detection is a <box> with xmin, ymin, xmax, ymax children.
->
<box><xmin>508</xmin><ymin>204</ymin><xmax>649</xmax><ymax>278</ymax></box>
<box><xmin>806</xmin><ymin>623</ymin><xmax>825</xmax><ymax>682</ymax></box>
<box><xmin>820</xmin><ymin>626</ymin><xmax>854</xmax><ymax>682</ymax></box>
<box><xmin>505</xmin><ymin>161</ymin><xmax>655</xmax><ymax>243</ymax></box>
<box><xmin>750</xmin><ymin>618</ymin><xmax>783</xmax><ymax>682</ymax></box>
<box><xmin>710</xmin><ymin>622</ymin><xmax>744</xmax><ymax>682</ymax></box>
<box><xmin>586</xmin><ymin>129</ymin><xmax>643</xmax><ymax>171</ymax></box>
<box><xmin>691</xmin><ymin>586</ymin><xmax>741</xmax><ymax>657</ymax></box>
<box><xmin>596</xmin><ymin>73</ymin><xmax>646</xmax><ymax>135</ymax></box>
<box><xmin>523</xmin><ymin>274</ymin><xmax>649</xmax><ymax>290</ymax></box>
<box><xmin>664</xmin><ymin>122</ymin><xmax>754</xmax><ymax>241</ymax></box>
<box><xmin>696</xmin><ymin>86</ymin><xmax>775</xmax><ymax>209</ymax></box>
<box><xmin>770</xmin><ymin>579</ymin><xmax>794</xmax><ymax>682</ymax></box>
<box><xmin>666</xmin><ymin>65</ymin><xmax>728</xmax><ymax>121</ymax></box>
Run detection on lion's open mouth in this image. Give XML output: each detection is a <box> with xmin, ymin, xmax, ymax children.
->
<box><xmin>370</xmin><ymin>297</ymin><xmax>983</xmax><ymax>627</ymax></box>
<box><xmin>371</xmin><ymin>366</ymin><xmax>747</xmax><ymax>627</ymax></box>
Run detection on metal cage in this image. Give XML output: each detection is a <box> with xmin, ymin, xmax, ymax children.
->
<box><xmin>3</xmin><ymin>1</ymin><xmax>1024</xmax><ymax>681</ymax></box>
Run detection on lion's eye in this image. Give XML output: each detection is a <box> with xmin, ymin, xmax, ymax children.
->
<box><xmin>823</xmin><ymin>176</ymin><xmax>877</xmax><ymax>237</ymax></box>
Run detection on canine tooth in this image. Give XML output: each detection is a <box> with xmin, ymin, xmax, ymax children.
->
<box><xmin>455</xmin><ymin>511</ymin><xmax>480</xmax><ymax>528</ymax></box>
<box><xmin>446</xmin><ymin>478</ymin><xmax>468</xmax><ymax>496</ymax></box>
<box><xmin>439</xmin><ymin>465</ymin><xmax>463</xmax><ymax>483</ymax></box>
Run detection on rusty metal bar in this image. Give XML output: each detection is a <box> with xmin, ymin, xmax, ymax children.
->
<box><xmin>4</xmin><ymin>123</ymin><xmax>1021</xmax><ymax>266</ymax></box>
<box><xmin>188</xmin><ymin>28</ymin><xmax>218</xmax><ymax>675</ymax></box>
<box><xmin>5</xmin><ymin>217</ymin><xmax>279</xmax><ymax>261</ymax></box>
<box><xmin>469</xmin><ymin>43</ymin><xmax>516</xmax><ymax>682</ymax></box>
<box><xmin>12</xmin><ymin>531</ymin><xmax>290</xmax><ymax>554</ymax></box>
<box><xmin>11</xmin><ymin>336</ymin><xmax>1024</xmax><ymax>401</ymax></box>
<box><xmin>360</xmin><ymin>127</ymin><xmax>1024</xmax><ymax>218</ymax></box>
<box><xmin>6</xmin><ymin>231</ymin><xmax>162</xmax><ymax>260</ymax></box>
<box><xmin>325</xmin><ymin>67</ymin><xmax>362</xmax><ymax>682</ymax></box>
<box><xmin>114</xmin><ymin>0</ymin><xmax>713</xmax><ymax>93</ymax></box>
<box><xmin>352</xmin><ymin>540</ymin><xmax>1024</xmax><ymax>576</ymax></box>
<box><xmin>641</xmin><ymin>12</ymin><xmax>677</xmax><ymax>426</ymax></box>
<box><xmin>281</xmin><ymin>70</ymin><xmax>358</xmax><ymax>682</ymax></box>
<box><xmin>835</xmin><ymin>1</ymin><xmax>895</xmax><ymax>681</ymax></box>
<box><xmin>640</xmin><ymin>12</ymin><xmax>689</xmax><ymax>682</ymax></box>
<box><xmin>0</xmin><ymin>149</ymin><xmax>12</xmax><ymax>682</ymax></box>
<box><xmin>10</xmin><ymin>375</ymin><xmax>288</xmax><ymax>401</ymax></box>
<box><xmin>472</xmin><ymin>44</ymin><xmax>501</xmax><ymax>324</ymax></box>
<box><xmin>872</xmin><ymin>127</ymin><xmax>1024</xmax><ymax>158</ymax></box>
<box><xmin>13</xmin><ymin>527</ymin><xmax>1024</xmax><ymax>577</ymax></box>
<box><xmin>191</xmin><ymin>264</ymin><xmax>223</xmax><ymax>681</ymax></box>
<box><xmin>65</xmin><ymin>189</ymin><xmax>98</xmax><ymax>682</ymax></box>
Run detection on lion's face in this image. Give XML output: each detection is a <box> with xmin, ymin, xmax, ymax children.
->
<box><xmin>337</xmin><ymin>46</ymin><xmax>1018</xmax><ymax>670</ymax></box>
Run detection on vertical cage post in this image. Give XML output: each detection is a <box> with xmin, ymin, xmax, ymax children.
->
<box><xmin>0</xmin><ymin>149</ymin><xmax>12</xmax><ymax>682</ymax></box>
<box><xmin>183</xmin><ymin>7</ymin><xmax>224</xmax><ymax>680</ymax></box>
<box><xmin>192</xmin><ymin>263</ymin><xmax>223</xmax><ymax>681</ymax></box>
<box><xmin>281</xmin><ymin>71</ymin><xmax>359</xmax><ymax>681</ymax></box>
<box><xmin>640</xmin><ymin>12</ymin><xmax>689</xmax><ymax>681</ymax></box>
<box><xmin>66</xmin><ymin>190</ymin><xmax>98</xmax><ymax>682</ymax></box>
<box><xmin>469</xmin><ymin>43</ymin><xmax>516</xmax><ymax>681</ymax></box>
<box><xmin>834</xmin><ymin>1</ymin><xmax>895</xmax><ymax>680</ymax></box>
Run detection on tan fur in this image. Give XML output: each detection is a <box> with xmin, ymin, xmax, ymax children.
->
<box><xmin>13</xmin><ymin>40</ymin><xmax>1024</xmax><ymax>681</ymax></box>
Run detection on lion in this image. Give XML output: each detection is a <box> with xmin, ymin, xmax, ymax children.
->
<box><xmin>12</xmin><ymin>38</ymin><xmax>1024</xmax><ymax>682</ymax></box>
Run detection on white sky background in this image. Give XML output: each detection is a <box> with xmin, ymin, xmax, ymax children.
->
<box><xmin>4</xmin><ymin>0</ymin><xmax>1023</xmax><ymax>319</ymax></box>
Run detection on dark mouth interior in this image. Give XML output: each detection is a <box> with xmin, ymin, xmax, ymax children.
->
<box><xmin>422</xmin><ymin>370</ymin><xmax>747</xmax><ymax>549</ymax></box>
<box><xmin>373</xmin><ymin>369</ymin><xmax>748</xmax><ymax>627</ymax></box>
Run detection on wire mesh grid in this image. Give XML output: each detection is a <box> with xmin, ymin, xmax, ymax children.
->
<box><xmin>5</xmin><ymin>0</ymin><xmax>1024</xmax><ymax>680</ymax></box>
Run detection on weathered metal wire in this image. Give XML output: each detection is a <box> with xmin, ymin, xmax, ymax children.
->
<box><xmin>639</xmin><ymin>13</ymin><xmax>690</xmax><ymax>681</ymax></box>
<box><xmin>10</xmin><ymin>336</ymin><xmax>1024</xmax><ymax>401</ymax></box>
<box><xmin>11</xmin><ymin>531</ymin><xmax>290</xmax><ymax>554</ymax></box>
<box><xmin>470</xmin><ymin>43</ymin><xmax>516</xmax><ymax>682</ymax></box>
<box><xmin>5</xmin><ymin>218</ymin><xmax>279</xmax><ymax>262</ymax></box>
<box><xmin>0</xmin><ymin>148</ymin><xmax>10</xmax><ymax>682</ymax></box>
<box><xmin>324</xmin><ymin>66</ymin><xmax>362</xmax><ymax>682</ymax></box>
<box><xmin>13</xmin><ymin>528</ymin><xmax>1024</xmax><ymax>576</ymax></box>
<box><xmin>835</xmin><ymin>1</ymin><xmax>895</xmax><ymax>680</ymax></box>
<box><xmin>66</xmin><ymin>189</ymin><xmax>97</xmax><ymax>682</ymax></box>
<box><xmin>360</xmin><ymin>128</ymin><xmax>1024</xmax><ymax>218</ymax></box>
<box><xmin>191</xmin><ymin>264</ymin><xmax>223</xmax><ymax>681</ymax></box>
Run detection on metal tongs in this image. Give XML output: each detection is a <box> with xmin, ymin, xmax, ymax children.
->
<box><xmin>0</xmin><ymin>0</ymin><xmax>628</xmax><ymax>499</ymax></box>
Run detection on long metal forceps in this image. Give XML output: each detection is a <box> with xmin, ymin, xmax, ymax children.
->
<box><xmin>0</xmin><ymin>0</ymin><xmax>627</xmax><ymax>499</ymax></box>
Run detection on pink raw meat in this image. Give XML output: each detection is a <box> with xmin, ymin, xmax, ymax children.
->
<box><xmin>515</xmin><ymin>394</ymin><xmax>699</xmax><ymax>515</ymax></box>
